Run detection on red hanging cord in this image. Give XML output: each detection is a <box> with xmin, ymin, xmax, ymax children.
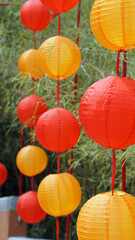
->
<box><xmin>56</xmin><ymin>217</ymin><xmax>59</xmax><ymax>240</ymax></box>
<box><xmin>111</xmin><ymin>149</ymin><xmax>116</xmax><ymax>195</ymax></box>
<box><xmin>66</xmin><ymin>2</ymin><xmax>81</xmax><ymax>240</ymax></box>
<box><xmin>57</xmin><ymin>80</ymin><xmax>60</xmax><ymax>107</ymax></box>
<box><xmin>116</xmin><ymin>50</ymin><xmax>121</xmax><ymax>76</ymax></box>
<box><xmin>121</xmin><ymin>51</ymin><xmax>127</xmax><ymax>192</ymax></box>
<box><xmin>34</xmin><ymin>31</ymin><xmax>36</xmax><ymax>49</ymax></box>
<box><xmin>122</xmin><ymin>149</ymin><xmax>126</xmax><ymax>192</ymax></box>
<box><xmin>57</xmin><ymin>152</ymin><xmax>60</xmax><ymax>174</ymax></box>
<box><xmin>58</xmin><ymin>14</ymin><xmax>61</xmax><ymax>36</ymax></box>
<box><xmin>31</xmin><ymin>127</ymin><xmax>34</xmax><ymax>190</ymax></box>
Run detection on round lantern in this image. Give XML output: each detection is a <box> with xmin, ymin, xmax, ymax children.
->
<box><xmin>90</xmin><ymin>0</ymin><xmax>135</xmax><ymax>51</ymax></box>
<box><xmin>0</xmin><ymin>163</ymin><xmax>8</xmax><ymax>185</ymax></box>
<box><xmin>37</xmin><ymin>36</ymin><xmax>81</xmax><ymax>80</ymax></box>
<box><xmin>38</xmin><ymin>173</ymin><xmax>81</xmax><ymax>217</ymax></box>
<box><xmin>79</xmin><ymin>75</ymin><xmax>135</xmax><ymax>149</ymax></box>
<box><xmin>17</xmin><ymin>191</ymin><xmax>47</xmax><ymax>224</ymax></box>
<box><xmin>18</xmin><ymin>49</ymin><xmax>44</xmax><ymax>80</ymax></box>
<box><xmin>36</xmin><ymin>107</ymin><xmax>81</xmax><ymax>152</ymax></box>
<box><xmin>17</xmin><ymin>95</ymin><xmax>48</xmax><ymax>128</ymax></box>
<box><xmin>41</xmin><ymin>0</ymin><xmax>79</xmax><ymax>13</ymax></box>
<box><xmin>16</xmin><ymin>145</ymin><xmax>48</xmax><ymax>177</ymax></box>
<box><xmin>20</xmin><ymin>0</ymin><xmax>50</xmax><ymax>32</ymax></box>
<box><xmin>77</xmin><ymin>191</ymin><xmax>135</xmax><ymax>240</ymax></box>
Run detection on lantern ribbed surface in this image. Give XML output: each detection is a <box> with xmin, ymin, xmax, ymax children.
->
<box><xmin>37</xmin><ymin>36</ymin><xmax>81</xmax><ymax>80</ymax></box>
<box><xmin>79</xmin><ymin>75</ymin><xmax>135</xmax><ymax>149</ymax></box>
<box><xmin>36</xmin><ymin>107</ymin><xmax>81</xmax><ymax>152</ymax></box>
<box><xmin>17</xmin><ymin>191</ymin><xmax>47</xmax><ymax>224</ymax></box>
<box><xmin>77</xmin><ymin>191</ymin><xmax>135</xmax><ymax>240</ymax></box>
<box><xmin>18</xmin><ymin>49</ymin><xmax>43</xmax><ymax>80</ymax></box>
<box><xmin>17</xmin><ymin>95</ymin><xmax>48</xmax><ymax>127</ymax></box>
<box><xmin>41</xmin><ymin>0</ymin><xmax>79</xmax><ymax>13</ymax></box>
<box><xmin>20</xmin><ymin>0</ymin><xmax>50</xmax><ymax>31</ymax></box>
<box><xmin>0</xmin><ymin>163</ymin><xmax>8</xmax><ymax>185</ymax></box>
<box><xmin>16</xmin><ymin>145</ymin><xmax>48</xmax><ymax>177</ymax></box>
<box><xmin>38</xmin><ymin>173</ymin><xmax>82</xmax><ymax>217</ymax></box>
<box><xmin>90</xmin><ymin>0</ymin><xmax>135</xmax><ymax>51</ymax></box>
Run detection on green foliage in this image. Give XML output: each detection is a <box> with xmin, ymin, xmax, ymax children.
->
<box><xmin>0</xmin><ymin>0</ymin><xmax>135</xmax><ymax>239</ymax></box>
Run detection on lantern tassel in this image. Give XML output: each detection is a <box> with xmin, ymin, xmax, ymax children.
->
<box><xmin>112</xmin><ymin>149</ymin><xmax>116</xmax><ymax>195</ymax></box>
<box><xmin>56</xmin><ymin>217</ymin><xmax>59</xmax><ymax>240</ymax></box>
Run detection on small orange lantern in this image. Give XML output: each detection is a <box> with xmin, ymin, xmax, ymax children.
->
<box><xmin>77</xmin><ymin>191</ymin><xmax>135</xmax><ymax>240</ymax></box>
<box><xmin>16</xmin><ymin>145</ymin><xmax>48</xmax><ymax>177</ymax></box>
<box><xmin>18</xmin><ymin>49</ymin><xmax>43</xmax><ymax>80</ymax></box>
<box><xmin>90</xmin><ymin>0</ymin><xmax>135</xmax><ymax>51</ymax></box>
<box><xmin>38</xmin><ymin>173</ymin><xmax>82</xmax><ymax>217</ymax></box>
<box><xmin>37</xmin><ymin>36</ymin><xmax>81</xmax><ymax>80</ymax></box>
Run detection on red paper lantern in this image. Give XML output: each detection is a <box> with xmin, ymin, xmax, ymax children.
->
<box><xmin>17</xmin><ymin>95</ymin><xmax>48</xmax><ymax>127</ymax></box>
<box><xmin>36</xmin><ymin>107</ymin><xmax>81</xmax><ymax>152</ymax></box>
<box><xmin>79</xmin><ymin>75</ymin><xmax>135</xmax><ymax>149</ymax></box>
<box><xmin>41</xmin><ymin>0</ymin><xmax>79</xmax><ymax>13</ymax></box>
<box><xmin>20</xmin><ymin>0</ymin><xmax>50</xmax><ymax>32</ymax></box>
<box><xmin>17</xmin><ymin>191</ymin><xmax>47</xmax><ymax>224</ymax></box>
<box><xmin>0</xmin><ymin>163</ymin><xmax>8</xmax><ymax>185</ymax></box>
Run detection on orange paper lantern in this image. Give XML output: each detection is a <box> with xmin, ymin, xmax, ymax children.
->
<box><xmin>20</xmin><ymin>0</ymin><xmax>50</xmax><ymax>31</ymax></box>
<box><xmin>17</xmin><ymin>191</ymin><xmax>47</xmax><ymax>224</ymax></box>
<box><xmin>79</xmin><ymin>75</ymin><xmax>135</xmax><ymax>149</ymax></box>
<box><xmin>41</xmin><ymin>0</ymin><xmax>79</xmax><ymax>13</ymax></box>
<box><xmin>36</xmin><ymin>107</ymin><xmax>81</xmax><ymax>152</ymax></box>
<box><xmin>90</xmin><ymin>0</ymin><xmax>135</xmax><ymax>51</ymax></box>
<box><xmin>0</xmin><ymin>163</ymin><xmax>8</xmax><ymax>185</ymax></box>
<box><xmin>16</xmin><ymin>145</ymin><xmax>48</xmax><ymax>177</ymax></box>
<box><xmin>18</xmin><ymin>49</ymin><xmax>43</xmax><ymax>80</ymax></box>
<box><xmin>38</xmin><ymin>173</ymin><xmax>81</xmax><ymax>217</ymax></box>
<box><xmin>37</xmin><ymin>36</ymin><xmax>81</xmax><ymax>80</ymax></box>
<box><xmin>17</xmin><ymin>95</ymin><xmax>48</xmax><ymax>127</ymax></box>
<box><xmin>77</xmin><ymin>191</ymin><xmax>135</xmax><ymax>240</ymax></box>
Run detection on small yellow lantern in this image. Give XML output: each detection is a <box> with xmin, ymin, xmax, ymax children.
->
<box><xmin>77</xmin><ymin>191</ymin><xmax>135</xmax><ymax>240</ymax></box>
<box><xmin>38</xmin><ymin>173</ymin><xmax>82</xmax><ymax>217</ymax></box>
<box><xmin>37</xmin><ymin>36</ymin><xmax>81</xmax><ymax>80</ymax></box>
<box><xmin>16</xmin><ymin>145</ymin><xmax>48</xmax><ymax>177</ymax></box>
<box><xmin>18</xmin><ymin>49</ymin><xmax>43</xmax><ymax>80</ymax></box>
<box><xmin>90</xmin><ymin>0</ymin><xmax>135</xmax><ymax>51</ymax></box>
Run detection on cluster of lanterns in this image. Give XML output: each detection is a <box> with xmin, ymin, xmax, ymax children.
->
<box><xmin>15</xmin><ymin>0</ymin><xmax>82</xmax><ymax>232</ymax></box>
<box><xmin>77</xmin><ymin>0</ymin><xmax>135</xmax><ymax>239</ymax></box>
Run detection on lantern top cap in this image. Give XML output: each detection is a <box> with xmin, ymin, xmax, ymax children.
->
<box><xmin>100</xmin><ymin>191</ymin><xmax>126</xmax><ymax>197</ymax></box>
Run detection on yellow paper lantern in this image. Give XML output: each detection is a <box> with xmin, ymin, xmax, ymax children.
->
<box><xmin>16</xmin><ymin>145</ymin><xmax>48</xmax><ymax>177</ymax></box>
<box><xmin>18</xmin><ymin>49</ymin><xmax>44</xmax><ymax>80</ymax></box>
<box><xmin>38</xmin><ymin>173</ymin><xmax>82</xmax><ymax>217</ymax></box>
<box><xmin>90</xmin><ymin>0</ymin><xmax>135</xmax><ymax>51</ymax></box>
<box><xmin>77</xmin><ymin>191</ymin><xmax>135</xmax><ymax>240</ymax></box>
<box><xmin>37</xmin><ymin>36</ymin><xmax>81</xmax><ymax>80</ymax></box>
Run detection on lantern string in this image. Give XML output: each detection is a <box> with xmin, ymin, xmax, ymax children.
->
<box><xmin>66</xmin><ymin>1</ymin><xmax>81</xmax><ymax>239</ymax></box>
<box><xmin>56</xmin><ymin>217</ymin><xmax>59</xmax><ymax>240</ymax></box>
<box><xmin>31</xmin><ymin>127</ymin><xmax>34</xmax><ymax>190</ymax></box>
<box><xmin>34</xmin><ymin>31</ymin><xmax>36</xmax><ymax>49</ymax></box>
<box><xmin>121</xmin><ymin>149</ymin><xmax>126</xmax><ymax>192</ymax></box>
<box><xmin>19</xmin><ymin>26</ymin><xmax>25</xmax><ymax>196</ymax></box>
<box><xmin>58</xmin><ymin>14</ymin><xmax>61</xmax><ymax>36</ymax></box>
<box><xmin>57</xmin><ymin>80</ymin><xmax>60</xmax><ymax>107</ymax></box>
<box><xmin>57</xmin><ymin>152</ymin><xmax>60</xmax><ymax>173</ymax></box>
<box><xmin>50</xmin><ymin>13</ymin><xmax>60</xmax><ymax>20</ymax></box>
<box><xmin>111</xmin><ymin>149</ymin><xmax>116</xmax><ymax>195</ymax></box>
<box><xmin>116</xmin><ymin>50</ymin><xmax>121</xmax><ymax>76</ymax></box>
<box><xmin>121</xmin><ymin>51</ymin><xmax>127</xmax><ymax>192</ymax></box>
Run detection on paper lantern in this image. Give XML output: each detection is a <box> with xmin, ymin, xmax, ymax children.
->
<box><xmin>17</xmin><ymin>95</ymin><xmax>48</xmax><ymax>127</ymax></box>
<box><xmin>20</xmin><ymin>0</ymin><xmax>50</xmax><ymax>31</ymax></box>
<box><xmin>79</xmin><ymin>75</ymin><xmax>135</xmax><ymax>149</ymax></box>
<box><xmin>41</xmin><ymin>0</ymin><xmax>79</xmax><ymax>13</ymax></box>
<box><xmin>37</xmin><ymin>36</ymin><xmax>81</xmax><ymax>80</ymax></box>
<box><xmin>0</xmin><ymin>163</ymin><xmax>8</xmax><ymax>185</ymax></box>
<box><xmin>77</xmin><ymin>191</ymin><xmax>135</xmax><ymax>240</ymax></box>
<box><xmin>36</xmin><ymin>107</ymin><xmax>81</xmax><ymax>152</ymax></box>
<box><xmin>18</xmin><ymin>49</ymin><xmax>44</xmax><ymax>80</ymax></box>
<box><xmin>17</xmin><ymin>191</ymin><xmax>47</xmax><ymax>224</ymax></box>
<box><xmin>90</xmin><ymin>0</ymin><xmax>135</xmax><ymax>51</ymax></box>
<box><xmin>38</xmin><ymin>173</ymin><xmax>81</xmax><ymax>217</ymax></box>
<box><xmin>16</xmin><ymin>145</ymin><xmax>48</xmax><ymax>177</ymax></box>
